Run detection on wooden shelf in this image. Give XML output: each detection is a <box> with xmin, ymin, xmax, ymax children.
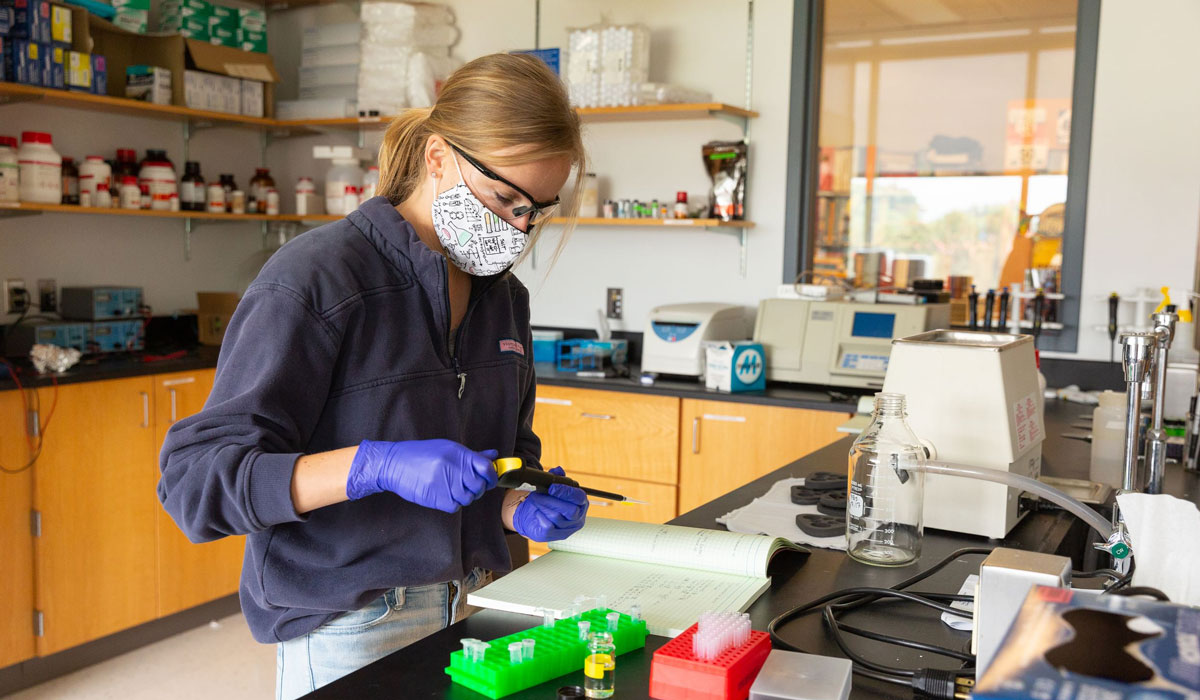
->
<box><xmin>0</xmin><ymin>202</ymin><xmax>286</xmax><ymax>222</ymax></box>
<box><xmin>0</xmin><ymin>84</ymin><xmax>757</xmax><ymax>131</ymax></box>
<box><xmin>555</xmin><ymin>217</ymin><xmax>754</xmax><ymax>228</ymax></box>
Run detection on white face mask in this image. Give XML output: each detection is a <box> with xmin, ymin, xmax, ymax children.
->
<box><xmin>431</xmin><ymin>156</ymin><xmax>526</xmax><ymax>276</ymax></box>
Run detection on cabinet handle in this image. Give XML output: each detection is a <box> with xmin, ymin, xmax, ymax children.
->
<box><xmin>580</xmin><ymin>412</ymin><xmax>614</xmax><ymax>420</ymax></box>
<box><xmin>692</xmin><ymin>417</ymin><xmax>700</xmax><ymax>454</ymax></box>
<box><xmin>169</xmin><ymin>388</ymin><xmax>178</xmax><ymax>424</ymax></box>
<box><xmin>140</xmin><ymin>392</ymin><xmax>149</xmax><ymax>428</ymax></box>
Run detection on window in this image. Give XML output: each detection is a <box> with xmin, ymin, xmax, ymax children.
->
<box><xmin>799</xmin><ymin>0</ymin><xmax>1086</xmax><ymax>337</ymax></box>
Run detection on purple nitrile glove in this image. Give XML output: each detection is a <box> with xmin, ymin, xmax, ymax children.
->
<box><xmin>346</xmin><ymin>439</ymin><xmax>499</xmax><ymax>513</ymax></box>
<box><xmin>513</xmin><ymin>467</ymin><xmax>590</xmax><ymax>542</ymax></box>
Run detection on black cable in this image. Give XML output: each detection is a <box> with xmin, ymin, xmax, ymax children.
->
<box><xmin>1109</xmin><ymin>586</ymin><xmax>1169</xmax><ymax>601</ymax></box>
<box><xmin>1073</xmin><ymin>568</ymin><xmax>1123</xmax><ymax>582</ymax></box>
<box><xmin>835</xmin><ymin>620</ymin><xmax>974</xmax><ymax>662</ymax></box>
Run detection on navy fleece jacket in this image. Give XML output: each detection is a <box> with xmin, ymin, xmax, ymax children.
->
<box><xmin>158</xmin><ymin>196</ymin><xmax>540</xmax><ymax>643</ymax></box>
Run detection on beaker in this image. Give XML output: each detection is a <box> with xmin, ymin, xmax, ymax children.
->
<box><xmin>847</xmin><ymin>392</ymin><xmax>925</xmax><ymax>566</ymax></box>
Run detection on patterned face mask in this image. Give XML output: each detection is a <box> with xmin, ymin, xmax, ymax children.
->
<box><xmin>430</xmin><ymin>156</ymin><xmax>526</xmax><ymax>276</ymax></box>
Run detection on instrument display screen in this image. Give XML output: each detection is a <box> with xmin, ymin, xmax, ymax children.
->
<box><xmin>851</xmin><ymin>312</ymin><xmax>896</xmax><ymax>339</ymax></box>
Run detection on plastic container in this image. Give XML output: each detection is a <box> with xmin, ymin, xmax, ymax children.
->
<box><xmin>180</xmin><ymin>161</ymin><xmax>205</xmax><ymax>211</ymax></box>
<box><xmin>94</xmin><ymin>181</ymin><xmax>113</xmax><ymax>208</ymax></box>
<box><xmin>18</xmin><ymin>131</ymin><xmax>62</xmax><ymax>204</ymax></box>
<box><xmin>266</xmin><ymin>188</ymin><xmax>279</xmax><ymax>216</ymax></box>
<box><xmin>359</xmin><ymin>165</ymin><xmax>379</xmax><ymax>203</ymax></box>
<box><xmin>119</xmin><ymin>175</ymin><xmax>141</xmax><ymax>209</ymax></box>
<box><xmin>648</xmin><ymin>621</ymin><xmax>772</xmax><ymax>700</ymax></box>
<box><xmin>674</xmin><ymin>191</ymin><xmax>688</xmax><ymax>219</ymax></box>
<box><xmin>579</xmin><ymin>172</ymin><xmax>599</xmax><ymax>218</ymax></box>
<box><xmin>229</xmin><ymin>190</ymin><xmax>246</xmax><ymax>215</ymax></box>
<box><xmin>325</xmin><ymin>158</ymin><xmax>363</xmax><ymax>215</ymax></box>
<box><xmin>79</xmin><ymin>155</ymin><xmax>112</xmax><ymax>200</ymax></box>
<box><xmin>138</xmin><ymin>160</ymin><xmax>177</xmax><ymax>211</ymax></box>
<box><xmin>847</xmin><ymin>392</ymin><xmax>925</xmax><ymax>567</ymax></box>
<box><xmin>248</xmin><ymin>167</ymin><xmax>275</xmax><ymax>213</ymax></box>
<box><xmin>0</xmin><ymin>136</ymin><xmax>19</xmax><ymax>203</ymax></box>
<box><xmin>206</xmin><ymin>182</ymin><xmax>226</xmax><ymax>213</ymax></box>
<box><xmin>1090</xmin><ymin>390</ymin><xmax>1128</xmax><ymax>489</ymax></box>
<box><xmin>61</xmin><ymin>156</ymin><xmax>79</xmax><ymax>204</ymax></box>
<box><xmin>295</xmin><ymin>176</ymin><xmax>321</xmax><ymax>216</ymax></box>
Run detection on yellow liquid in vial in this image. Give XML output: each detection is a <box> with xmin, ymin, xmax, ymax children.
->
<box><xmin>584</xmin><ymin>653</ymin><xmax>614</xmax><ymax>698</ymax></box>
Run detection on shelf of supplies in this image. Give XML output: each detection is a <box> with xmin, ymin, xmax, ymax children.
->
<box><xmin>0</xmin><ymin>83</ymin><xmax>277</xmax><ymax>128</ymax></box>
<box><xmin>553</xmin><ymin>217</ymin><xmax>754</xmax><ymax>228</ymax></box>
<box><xmin>0</xmin><ymin>202</ymin><xmax>286</xmax><ymax>221</ymax></box>
<box><xmin>575</xmin><ymin>103</ymin><xmax>758</xmax><ymax>122</ymax></box>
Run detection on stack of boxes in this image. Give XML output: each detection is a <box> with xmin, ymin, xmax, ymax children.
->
<box><xmin>1</xmin><ymin>0</ymin><xmax>106</xmax><ymax>93</ymax></box>
<box><xmin>184</xmin><ymin>69</ymin><xmax>264</xmax><ymax>116</ymax></box>
<box><xmin>154</xmin><ymin>0</ymin><xmax>266</xmax><ymax>52</ymax></box>
<box><xmin>565</xmin><ymin>23</ymin><xmax>650</xmax><ymax>108</ymax></box>
<box><xmin>112</xmin><ymin>0</ymin><xmax>149</xmax><ymax>33</ymax></box>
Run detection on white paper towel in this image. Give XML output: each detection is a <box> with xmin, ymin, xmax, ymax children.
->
<box><xmin>716</xmin><ymin>477</ymin><xmax>847</xmax><ymax>550</ymax></box>
<box><xmin>1116</xmin><ymin>492</ymin><xmax>1200</xmax><ymax>605</ymax></box>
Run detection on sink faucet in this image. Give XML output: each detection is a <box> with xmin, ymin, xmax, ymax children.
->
<box><xmin>1144</xmin><ymin>310</ymin><xmax>1178</xmax><ymax>494</ymax></box>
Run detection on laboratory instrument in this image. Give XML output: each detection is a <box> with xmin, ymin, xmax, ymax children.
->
<box><xmin>754</xmin><ymin>298</ymin><xmax>951</xmax><ymax>390</ymax></box>
<box><xmin>492</xmin><ymin>458</ymin><xmax>646</xmax><ymax>504</ymax></box>
<box><xmin>846</xmin><ymin>392</ymin><xmax>925</xmax><ymax>566</ymax></box>
<box><xmin>1144</xmin><ymin>308</ymin><xmax>1178</xmax><ymax>494</ymax></box>
<box><xmin>641</xmin><ymin>303</ymin><xmax>749</xmax><ymax>377</ymax></box>
<box><xmin>584</xmin><ymin>631</ymin><xmax>615</xmax><ymax>698</ymax></box>
<box><xmin>60</xmin><ymin>286</ymin><xmax>143</xmax><ymax>320</ymax></box>
<box><xmin>1108</xmin><ymin>332</ymin><xmax>1154</xmax><ymax>571</ymax></box>
<box><xmin>882</xmin><ymin>331</ymin><xmax>1043</xmax><ymax>538</ymax></box>
<box><xmin>973</xmin><ymin>548</ymin><xmax>1072</xmax><ymax>678</ymax></box>
<box><xmin>748</xmin><ymin>650</ymin><xmax>853</xmax><ymax>700</ymax></box>
<box><xmin>445</xmin><ymin>608</ymin><xmax>646</xmax><ymax>699</ymax></box>
<box><xmin>648</xmin><ymin>614</ymin><xmax>772</xmax><ymax>700</ymax></box>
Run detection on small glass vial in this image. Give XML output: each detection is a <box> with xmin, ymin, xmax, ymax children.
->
<box><xmin>584</xmin><ymin>631</ymin><xmax>615</xmax><ymax>699</ymax></box>
<box><xmin>847</xmin><ymin>392</ymin><xmax>925</xmax><ymax>567</ymax></box>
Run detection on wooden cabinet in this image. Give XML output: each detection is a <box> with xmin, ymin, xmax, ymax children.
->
<box><xmin>0</xmin><ymin>388</ymin><xmax>36</xmax><ymax>668</ymax></box>
<box><xmin>33</xmin><ymin>376</ymin><xmax>160</xmax><ymax>655</ymax></box>
<box><xmin>678</xmin><ymin>399</ymin><xmax>850</xmax><ymax>513</ymax></box>
<box><xmin>153</xmin><ymin>370</ymin><xmax>245</xmax><ymax>617</ymax></box>
<box><xmin>533</xmin><ymin>386</ymin><xmax>680</xmax><ymax>485</ymax></box>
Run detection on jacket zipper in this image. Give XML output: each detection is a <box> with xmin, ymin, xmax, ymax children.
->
<box><xmin>442</xmin><ymin>261</ymin><xmax>501</xmax><ymax>400</ymax></box>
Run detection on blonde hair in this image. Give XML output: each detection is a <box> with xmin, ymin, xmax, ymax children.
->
<box><xmin>378</xmin><ymin>53</ymin><xmax>587</xmax><ymax>257</ymax></box>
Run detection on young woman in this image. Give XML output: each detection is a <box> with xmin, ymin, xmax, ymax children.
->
<box><xmin>158</xmin><ymin>54</ymin><xmax>590</xmax><ymax>699</ymax></box>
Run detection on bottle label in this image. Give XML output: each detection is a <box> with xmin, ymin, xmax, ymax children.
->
<box><xmin>584</xmin><ymin>654</ymin><xmax>613</xmax><ymax>679</ymax></box>
<box><xmin>848</xmin><ymin>492</ymin><xmax>864</xmax><ymax>518</ymax></box>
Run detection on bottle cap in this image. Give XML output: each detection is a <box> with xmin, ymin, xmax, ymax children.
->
<box><xmin>21</xmin><ymin>131</ymin><xmax>52</xmax><ymax>144</ymax></box>
<box><xmin>0</xmin><ymin>136</ymin><xmax>16</xmax><ymax>148</ymax></box>
<box><xmin>86</xmin><ymin>155</ymin><xmax>104</xmax><ymax>161</ymax></box>
<box><xmin>557</xmin><ymin>687</ymin><xmax>586</xmax><ymax>700</ymax></box>
<box><xmin>256</xmin><ymin>167</ymin><xmax>270</xmax><ymax>174</ymax></box>
<box><xmin>676</xmin><ymin>191</ymin><xmax>688</xmax><ymax>202</ymax></box>
<box><xmin>117</xmin><ymin>148</ymin><xmax>136</xmax><ymax>161</ymax></box>
<box><xmin>121</xmin><ymin>175</ymin><xmax>138</xmax><ymax>184</ymax></box>
<box><xmin>62</xmin><ymin>156</ymin><xmax>73</xmax><ymax>164</ymax></box>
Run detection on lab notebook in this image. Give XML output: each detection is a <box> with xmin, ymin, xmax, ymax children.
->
<box><xmin>467</xmin><ymin>519</ymin><xmax>805</xmax><ymax>637</ymax></box>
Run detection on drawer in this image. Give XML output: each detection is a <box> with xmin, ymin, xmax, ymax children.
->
<box><xmin>533</xmin><ymin>386</ymin><xmax>680</xmax><ymax>485</ymax></box>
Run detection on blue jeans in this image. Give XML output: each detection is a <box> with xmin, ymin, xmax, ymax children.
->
<box><xmin>275</xmin><ymin>567</ymin><xmax>491</xmax><ymax>700</ymax></box>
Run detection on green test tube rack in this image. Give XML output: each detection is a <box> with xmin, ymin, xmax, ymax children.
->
<box><xmin>445</xmin><ymin>608</ymin><xmax>648</xmax><ymax>698</ymax></box>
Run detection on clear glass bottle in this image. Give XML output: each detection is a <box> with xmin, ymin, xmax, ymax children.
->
<box><xmin>847</xmin><ymin>392</ymin><xmax>925</xmax><ymax>567</ymax></box>
<box><xmin>583</xmin><ymin>631</ymin><xmax>615</xmax><ymax>699</ymax></box>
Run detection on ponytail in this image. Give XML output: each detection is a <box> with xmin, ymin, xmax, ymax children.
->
<box><xmin>378</xmin><ymin>107</ymin><xmax>432</xmax><ymax>205</ymax></box>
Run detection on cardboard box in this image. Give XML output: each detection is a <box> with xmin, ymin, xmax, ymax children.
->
<box><xmin>1</xmin><ymin>0</ymin><xmax>51</xmax><ymax>43</ymax></box>
<box><xmin>704</xmin><ymin>341</ymin><xmax>766</xmax><ymax>392</ymax></box>
<box><xmin>125</xmin><ymin>64</ymin><xmax>171</xmax><ymax>103</ymax></box>
<box><xmin>49</xmin><ymin>3</ymin><xmax>72</xmax><ymax>46</ymax></box>
<box><xmin>237</xmin><ymin>28</ymin><xmax>266</xmax><ymax>53</ymax></box>
<box><xmin>66</xmin><ymin>49</ymin><xmax>92</xmax><ymax>91</ymax></box>
<box><xmin>240</xmin><ymin>77</ymin><xmax>262</xmax><ymax>116</ymax></box>
<box><xmin>92</xmin><ymin>53</ymin><xmax>107</xmax><ymax>94</ymax></box>
<box><xmin>184</xmin><ymin>68</ymin><xmax>240</xmax><ymax>113</ymax></box>
<box><xmin>196</xmin><ymin>292</ymin><xmax>239</xmax><ymax>346</ymax></box>
<box><xmin>47</xmin><ymin>43</ymin><xmax>65</xmax><ymax>88</ymax></box>
<box><xmin>89</xmin><ymin>25</ymin><xmax>278</xmax><ymax>116</ymax></box>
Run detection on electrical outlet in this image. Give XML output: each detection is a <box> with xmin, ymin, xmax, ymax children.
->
<box><xmin>37</xmin><ymin>279</ymin><xmax>56</xmax><ymax>313</ymax></box>
<box><xmin>606</xmin><ymin>287</ymin><xmax>623</xmax><ymax>320</ymax></box>
<box><xmin>4</xmin><ymin>279</ymin><xmax>28</xmax><ymax>314</ymax></box>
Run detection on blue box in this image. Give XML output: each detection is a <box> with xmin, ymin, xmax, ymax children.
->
<box><xmin>0</xmin><ymin>37</ymin><xmax>6</xmax><ymax>82</ymax></box>
<box><xmin>510</xmin><ymin>48</ymin><xmax>560</xmax><ymax>76</ymax></box>
<box><xmin>4</xmin><ymin>320</ymin><xmax>90</xmax><ymax>356</ymax></box>
<box><xmin>92</xmin><ymin>53</ymin><xmax>107</xmax><ymax>94</ymax></box>
<box><xmin>554</xmin><ymin>339</ymin><xmax>628</xmax><ymax>372</ymax></box>
<box><xmin>2</xmin><ymin>0</ymin><xmax>51</xmax><ymax>43</ymax></box>
<box><xmin>975</xmin><ymin>585</ymin><xmax>1200</xmax><ymax>699</ymax></box>
<box><xmin>60</xmin><ymin>286</ymin><xmax>144</xmax><ymax>320</ymax></box>
<box><xmin>89</xmin><ymin>319</ymin><xmax>144</xmax><ymax>353</ymax></box>
<box><xmin>0</xmin><ymin>5</ymin><xmax>14</xmax><ymax>34</ymax></box>
<box><xmin>6</xmin><ymin>39</ymin><xmax>43</xmax><ymax>85</ymax></box>
<box><xmin>47</xmin><ymin>43</ymin><xmax>65</xmax><ymax>89</ymax></box>
<box><xmin>704</xmin><ymin>341</ymin><xmax>766</xmax><ymax>392</ymax></box>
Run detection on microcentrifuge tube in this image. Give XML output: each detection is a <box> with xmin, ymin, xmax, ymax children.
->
<box><xmin>606</xmin><ymin>611</ymin><xmax>620</xmax><ymax>630</ymax></box>
<box><xmin>542</xmin><ymin>608</ymin><xmax>556</xmax><ymax>628</ymax></box>
<box><xmin>578</xmin><ymin>620</ymin><xmax>591</xmax><ymax>641</ymax></box>
<box><xmin>461</xmin><ymin>638</ymin><xmax>485</xmax><ymax>663</ymax></box>
<box><xmin>522</xmin><ymin>638</ymin><xmax>536</xmax><ymax>661</ymax></box>
<box><xmin>567</xmin><ymin>603</ymin><xmax>582</xmax><ymax>620</ymax></box>
<box><xmin>630</xmin><ymin>603</ymin><xmax>642</xmax><ymax>622</ymax></box>
<box><xmin>597</xmin><ymin>594</ymin><xmax>608</xmax><ymax>612</ymax></box>
<box><xmin>509</xmin><ymin>641</ymin><xmax>524</xmax><ymax>664</ymax></box>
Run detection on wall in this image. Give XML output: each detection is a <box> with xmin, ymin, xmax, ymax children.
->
<box><xmin>1044</xmin><ymin>0</ymin><xmax>1200</xmax><ymax>361</ymax></box>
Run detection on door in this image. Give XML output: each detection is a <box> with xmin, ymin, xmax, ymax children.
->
<box><xmin>678</xmin><ymin>400</ymin><xmax>849</xmax><ymax>513</ymax></box>
<box><xmin>154</xmin><ymin>369</ymin><xmax>245</xmax><ymax>617</ymax></box>
<box><xmin>33</xmin><ymin>376</ymin><xmax>159</xmax><ymax>655</ymax></box>
<box><xmin>0</xmin><ymin>387</ymin><xmax>36</xmax><ymax>667</ymax></box>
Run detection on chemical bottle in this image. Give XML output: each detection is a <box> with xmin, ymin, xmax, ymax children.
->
<box><xmin>579</xmin><ymin>172</ymin><xmax>599</xmax><ymax>218</ymax></box>
<box><xmin>180</xmin><ymin>161</ymin><xmax>205</xmax><ymax>212</ymax></box>
<box><xmin>0</xmin><ymin>136</ymin><xmax>19</xmax><ymax>203</ymax></box>
<box><xmin>324</xmin><ymin>157</ymin><xmax>363</xmax><ymax>215</ymax></box>
<box><xmin>219</xmin><ymin>174</ymin><xmax>238</xmax><ymax>212</ymax></box>
<box><xmin>94</xmin><ymin>181</ymin><xmax>113</xmax><ymax>208</ymax></box>
<box><xmin>17</xmin><ymin>131</ymin><xmax>62</xmax><ymax>204</ymax></box>
<box><xmin>1090</xmin><ymin>390</ymin><xmax>1128</xmax><ymax>489</ymax></box>
<box><xmin>119</xmin><ymin>175</ymin><xmax>141</xmax><ymax>209</ymax></box>
<box><xmin>360</xmin><ymin>165</ymin><xmax>380</xmax><ymax>204</ymax></box>
<box><xmin>206</xmin><ymin>182</ymin><xmax>226</xmax><ymax>213</ymax></box>
<box><xmin>674</xmin><ymin>191</ymin><xmax>688</xmax><ymax>219</ymax></box>
<box><xmin>79</xmin><ymin>155</ymin><xmax>112</xmax><ymax>201</ymax></box>
<box><xmin>584</xmin><ymin>631</ymin><xmax>615</xmax><ymax>699</ymax></box>
<box><xmin>847</xmin><ymin>392</ymin><xmax>925</xmax><ymax>567</ymax></box>
<box><xmin>265</xmin><ymin>188</ymin><xmax>280</xmax><ymax>215</ymax></box>
<box><xmin>60</xmin><ymin>156</ymin><xmax>79</xmax><ymax>204</ymax></box>
<box><xmin>139</xmin><ymin>159</ymin><xmax>178</xmax><ymax>211</ymax></box>
<box><xmin>342</xmin><ymin>185</ymin><xmax>359</xmax><ymax>214</ymax></box>
<box><xmin>248</xmin><ymin>167</ymin><xmax>275</xmax><ymax>213</ymax></box>
<box><xmin>295</xmin><ymin>176</ymin><xmax>321</xmax><ymax>216</ymax></box>
<box><xmin>140</xmin><ymin>148</ymin><xmax>174</xmax><ymax>172</ymax></box>
<box><xmin>113</xmin><ymin>148</ymin><xmax>139</xmax><ymax>186</ymax></box>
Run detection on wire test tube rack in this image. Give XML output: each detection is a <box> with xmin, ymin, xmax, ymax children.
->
<box><xmin>445</xmin><ymin>607</ymin><xmax>648</xmax><ymax>698</ymax></box>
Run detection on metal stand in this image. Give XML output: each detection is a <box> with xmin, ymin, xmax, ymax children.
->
<box><xmin>1099</xmin><ymin>332</ymin><xmax>1154</xmax><ymax>572</ymax></box>
<box><xmin>1144</xmin><ymin>310</ymin><xmax>1178</xmax><ymax>493</ymax></box>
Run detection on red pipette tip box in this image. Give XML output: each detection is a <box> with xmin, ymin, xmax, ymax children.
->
<box><xmin>648</xmin><ymin>623</ymin><xmax>772</xmax><ymax>700</ymax></box>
